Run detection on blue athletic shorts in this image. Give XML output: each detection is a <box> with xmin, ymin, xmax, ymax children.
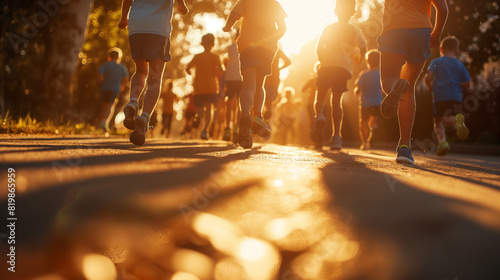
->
<box><xmin>316</xmin><ymin>67</ymin><xmax>351</xmax><ymax>93</ymax></box>
<box><xmin>377</xmin><ymin>28</ymin><xmax>431</xmax><ymax>64</ymax></box>
<box><xmin>129</xmin><ymin>33</ymin><xmax>171</xmax><ymax>62</ymax></box>
<box><xmin>239</xmin><ymin>47</ymin><xmax>275</xmax><ymax>76</ymax></box>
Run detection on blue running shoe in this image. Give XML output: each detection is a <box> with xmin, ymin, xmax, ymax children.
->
<box><xmin>396</xmin><ymin>145</ymin><xmax>415</xmax><ymax>165</ymax></box>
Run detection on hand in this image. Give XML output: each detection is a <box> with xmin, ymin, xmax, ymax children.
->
<box><xmin>178</xmin><ymin>4</ymin><xmax>189</xmax><ymax>15</ymax></box>
<box><xmin>222</xmin><ymin>25</ymin><xmax>232</xmax><ymax>32</ymax></box>
<box><xmin>185</xmin><ymin>68</ymin><xmax>191</xmax><ymax>75</ymax></box>
<box><xmin>430</xmin><ymin>31</ymin><xmax>441</xmax><ymax>48</ymax></box>
<box><xmin>118</xmin><ymin>18</ymin><xmax>128</xmax><ymax>29</ymax></box>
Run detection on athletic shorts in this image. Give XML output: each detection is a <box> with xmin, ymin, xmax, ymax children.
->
<box><xmin>239</xmin><ymin>47</ymin><xmax>275</xmax><ymax>76</ymax></box>
<box><xmin>225</xmin><ymin>80</ymin><xmax>242</xmax><ymax>99</ymax></box>
<box><xmin>101</xmin><ymin>90</ymin><xmax>119</xmax><ymax>103</ymax></box>
<box><xmin>316</xmin><ymin>67</ymin><xmax>351</xmax><ymax>93</ymax></box>
<box><xmin>360</xmin><ymin>106</ymin><xmax>381</xmax><ymax>120</ymax></box>
<box><xmin>194</xmin><ymin>94</ymin><xmax>219</xmax><ymax>107</ymax></box>
<box><xmin>433</xmin><ymin>100</ymin><xmax>461</xmax><ymax>117</ymax></box>
<box><xmin>129</xmin><ymin>33</ymin><xmax>171</xmax><ymax>62</ymax></box>
<box><xmin>377</xmin><ymin>28</ymin><xmax>431</xmax><ymax>64</ymax></box>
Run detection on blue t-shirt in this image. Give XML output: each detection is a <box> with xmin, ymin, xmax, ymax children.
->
<box><xmin>355</xmin><ymin>69</ymin><xmax>383</xmax><ymax>107</ymax></box>
<box><xmin>99</xmin><ymin>61</ymin><xmax>128</xmax><ymax>94</ymax></box>
<box><xmin>428</xmin><ymin>56</ymin><xmax>470</xmax><ymax>103</ymax></box>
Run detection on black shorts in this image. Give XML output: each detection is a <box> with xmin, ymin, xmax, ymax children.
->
<box><xmin>240</xmin><ymin>47</ymin><xmax>275</xmax><ymax>76</ymax></box>
<box><xmin>316</xmin><ymin>67</ymin><xmax>351</xmax><ymax>93</ymax></box>
<box><xmin>194</xmin><ymin>94</ymin><xmax>219</xmax><ymax>107</ymax></box>
<box><xmin>101</xmin><ymin>90</ymin><xmax>119</xmax><ymax>103</ymax></box>
<box><xmin>225</xmin><ymin>80</ymin><xmax>242</xmax><ymax>99</ymax></box>
<box><xmin>433</xmin><ymin>100</ymin><xmax>461</xmax><ymax>117</ymax></box>
<box><xmin>129</xmin><ymin>33</ymin><xmax>171</xmax><ymax>62</ymax></box>
<box><xmin>360</xmin><ymin>106</ymin><xmax>381</xmax><ymax>120</ymax></box>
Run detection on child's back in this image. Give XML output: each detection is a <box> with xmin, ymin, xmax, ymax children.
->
<box><xmin>428</xmin><ymin>56</ymin><xmax>469</xmax><ymax>103</ymax></box>
<box><xmin>357</xmin><ymin>69</ymin><xmax>382</xmax><ymax>107</ymax></box>
<box><xmin>190</xmin><ymin>51</ymin><xmax>221</xmax><ymax>95</ymax></box>
<box><xmin>317</xmin><ymin>21</ymin><xmax>365</xmax><ymax>75</ymax></box>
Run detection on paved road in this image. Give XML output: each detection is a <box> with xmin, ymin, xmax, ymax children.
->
<box><xmin>1</xmin><ymin>136</ymin><xmax>500</xmax><ymax>280</ymax></box>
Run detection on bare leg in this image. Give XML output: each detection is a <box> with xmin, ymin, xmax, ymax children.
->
<box><xmin>330</xmin><ymin>91</ymin><xmax>343</xmax><ymax>137</ymax></box>
<box><xmin>129</xmin><ymin>59</ymin><xmax>148</xmax><ymax>101</ymax></box>
<box><xmin>202</xmin><ymin>103</ymin><xmax>212</xmax><ymax>132</ymax></box>
<box><xmin>240</xmin><ymin>67</ymin><xmax>257</xmax><ymax>114</ymax></box>
<box><xmin>142</xmin><ymin>58</ymin><xmax>166</xmax><ymax>115</ymax></box>
<box><xmin>399</xmin><ymin>61</ymin><xmax>426</xmax><ymax>147</ymax></box>
<box><xmin>253</xmin><ymin>72</ymin><xmax>267</xmax><ymax>115</ymax></box>
<box><xmin>314</xmin><ymin>86</ymin><xmax>329</xmax><ymax>118</ymax></box>
<box><xmin>380</xmin><ymin>52</ymin><xmax>406</xmax><ymax>96</ymax></box>
<box><xmin>226</xmin><ymin>98</ymin><xmax>235</xmax><ymax>128</ymax></box>
<box><xmin>360</xmin><ymin>119</ymin><xmax>369</xmax><ymax>146</ymax></box>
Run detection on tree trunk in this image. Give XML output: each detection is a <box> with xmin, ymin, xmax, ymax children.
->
<box><xmin>40</xmin><ymin>0</ymin><xmax>93</xmax><ymax>122</ymax></box>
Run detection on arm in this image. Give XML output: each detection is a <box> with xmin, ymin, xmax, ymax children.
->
<box><xmin>223</xmin><ymin>11</ymin><xmax>242</xmax><ymax>32</ymax></box>
<box><xmin>175</xmin><ymin>0</ymin><xmax>189</xmax><ymax>15</ymax></box>
<box><xmin>461</xmin><ymin>81</ymin><xmax>470</xmax><ymax>90</ymax></box>
<box><xmin>118</xmin><ymin>0</ymin><xmax>132</xmax><ymax>29</ymax></box>
<box><xmin>275</xmin><ymin>17</ymin><xmax>287</xmax><ymax>41</ymax></box>
<box><xmin>279</xmin><ymin>50</ymin><xmax>292</xmax><ymax>70</ymax></box>
<box><xmin>424</xmin><ymin>70</ymin><xmax>434</xmax><ymax>91</ymax></box>
<box><xmin>431</xmin><ymin>0</ymin><xmax>449</xmax><ymax>48</ymax></box>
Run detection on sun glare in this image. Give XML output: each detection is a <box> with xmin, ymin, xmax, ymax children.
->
<box><xmin>278</xmin><ymin>0</ymin><xmax>336</xmax><ymax>55</ymax></box>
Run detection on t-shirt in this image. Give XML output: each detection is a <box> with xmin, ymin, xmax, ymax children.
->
<box><xmin>232</xmin><ymin>0</ymin><xmax>287</xmax><ymax>53</ymax></box>
<box><xmin>355</xmin><ymin>69</ymin><xmax>383</xmax><ymax>107</ymax></box>
<box><xmin>99</xmin><ymin>61</ymin><xmax>128</xmax><ymax>94</ymax></box>
<box><xmin>188</xmin><ymin>52</ymin><xmax>222</xmax><ymax>95</ymax></box>
<box><xmin>317</xmin><ymin>22</ymin><xmax>366</xmax><ymax>74</ymax></box>
<box><xmin>225</xmin><ymin>43</ymin><xmax>241</xmax><ymax>82</ymax></box>
<box><xmin>128</xmin><ymin>0</ymin><xmax>174</xmax><ymax>38</ymax></box>
<box><xmin>428</xmin><ymin>56</ymin><xmax>470</xmax><ymax>103</ymax></box>
<box><xmin>382</xmin><ymin>0</ymin><xmax>432</xmax><ymax>32</ymax></box>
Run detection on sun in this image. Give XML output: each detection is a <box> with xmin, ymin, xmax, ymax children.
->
<box><xmin>277</xmin><ymin>0</ymin><xmax>337</xmax><ymax>56</ymax></box>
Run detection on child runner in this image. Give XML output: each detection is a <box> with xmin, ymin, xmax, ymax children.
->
<box><xmin>424</xmin><ymin>35</ymin><xmax>470</xmax><ymax>155</ymax></box>
<box><xmin>97</xmin><ymin>47</ymin><xmax>128</xmax><ymax>131</ymax></box>
<box><xmin>355</xmin><ymin>49</ymin><xmax>383</xmax><ymax>150</ymax></box>
<box><xmin>222</xmin><ymin>30</ymin><xmax>242</xmax><ymax>142</ymax></box>
<box><xmin>119</xmin><ymin>0</ymin><xmax>188</xmax><ymax>146</ymax></box>
<box><xmin>312</xmin><ymin>0</ymin><xmax>366</xmax><ymax>150</ymax></box>
<box><xmin>186</xmin><ymin>33</ymin><xmax>223</xmax><ymax>140</ymax></box>
<box><xmin>160</xmin><ymin>80</ymin><xmax>178</xmax><ymax>137</ymax></box>
<box><xmin>377</xmin><ymin>0</ymin><xmax>448</xmax><ymax>164</ymax></box>
<box><xmin>223</xmin><ymin>0</ymin><xmax>287</xmax><ymax>149</ymax></box>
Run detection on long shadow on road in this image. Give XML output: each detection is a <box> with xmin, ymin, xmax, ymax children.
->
<box><xmin>319</xmin><ymin>150</ymin><xmax>500</xmax><ymax>280</ymax></box>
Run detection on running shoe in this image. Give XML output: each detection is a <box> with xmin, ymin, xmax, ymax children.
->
<box><xmin>454</xmin><ymin>113</ymin><xmax>469</xmax><ymax>140</ymax></box>
<box><xmin>310</xmin><ymin>116</ymin><xmax>326</xmax><ymax>144</ymax></box>
<box><xmin>238</xmin><ymin>114</ymin><xmax>253</xmax><ymax>149</ymax></box>
<box><xmin>130</xmin><ymin>115</ymin><xmax>148</xmax><ymax>146</ymax></box>
<box><xmin>380</xmin><ymin>79</ymin><xmax>410</xmax><ymax>119</ymax></box>
<box><xmin>123</xmin><ymin>101</ymin><xmax>137</xmax><ymax>130</ymax></box>
<box><xmin>396</xmin><ymin>145</ymin><xmax>415</xmax><ymax>165</ymax></box>
<box><xmin>360</xmin><ymin>142</ymin><xmax>370</xmax><ymax>150</ymax></box>
<box><xmin>435</xmin><ymin>141</ymin><xmax>450</xmax><ymax>156</ymax></box>
<box><xmin>201</xmin><ymin>130</ymin><xmax>208</xmax><ymax>140</ymax></box>
<box><xmin>330</xmin><ymin>135</ymin><xmax>342</xmax><ymax>150</ymax></box>
<box><xmin>251</xmin><ymin>115</ymin><xmax>271</xmax><ymax>138</ymax></box>
<box><xmin>222</xmin><ymin>127</ymin><xmax>231</xmax><ymax>141</ymax></box>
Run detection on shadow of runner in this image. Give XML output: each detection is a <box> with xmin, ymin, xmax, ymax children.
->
<box><xmin>317</xmin><ymin>150</ymin><xmax>500</xmax><ymax>280</ymax></box>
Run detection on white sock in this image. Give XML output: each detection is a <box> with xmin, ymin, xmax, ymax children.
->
<box><xmin>434</xmin><ymin>122</ymin><xmax>446</xmax><ymax>143</ymax></box>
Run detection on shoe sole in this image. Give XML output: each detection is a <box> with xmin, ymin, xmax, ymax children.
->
<box><xmin>380</xmin><ymin>79</ymin><xmax>410</xmax><ymax>119</ymax></box>
<box><xmin>396</xmin><ymin>156</ymin><xmax>415</xmax><ymax>165</ymax></box>
<box><xmin>311</xmin><ymin>118</ymin><xmax>326</xmax><ymax>144</ymax></box>
<box><xmin>123</xmin><ymin>104</ymin><xmax>136</xmax><ymax>130</ymax></box>
<box><xmin>454</xmin><ymin>114</ymin><xmax>469</xmax><ymax>140</ymax></box>
<box><xmin>130</xmin><ymin>118</ymin><xmax>146</xmax><ymax>146</ymax></box>
<box><xmin>252</xmin><ymin>122</ymin><xmax>271</xmax><ymax>138</ymax></box>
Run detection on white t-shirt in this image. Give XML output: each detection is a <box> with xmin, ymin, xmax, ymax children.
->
<box><xmin>128</xmin><ymin>0</ymin><xmax>174</xmax><ymax>38</ymax></box>
<box><xmin>225</xmin><ymin>43</ymin><xmax>242</xmax><ymax>81</ymax></box>
<box><xmin>317</xmin><ymin>21</ymin><xmax>366</xmax><ymax>74</ymax></box>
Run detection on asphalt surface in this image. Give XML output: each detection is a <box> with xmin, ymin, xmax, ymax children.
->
<box><xmin>1</xmin><ymin>136</ymin><xmax>500</xmax><ymax>280</ymax></box>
